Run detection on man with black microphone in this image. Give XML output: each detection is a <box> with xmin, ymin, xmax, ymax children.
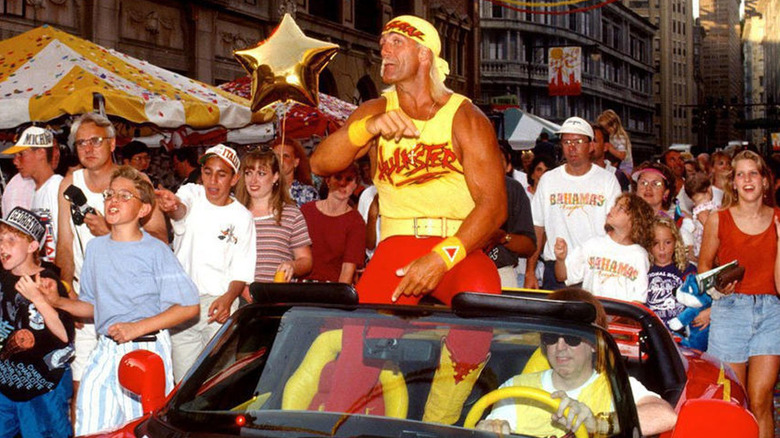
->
<box><xmin>55</xmin><ymin>112</ymin><xmax>168</xmax><ymax>421</ymax></box>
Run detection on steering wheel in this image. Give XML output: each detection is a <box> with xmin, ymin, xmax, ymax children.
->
<box><xmin>463</xmin><ymin>386</ymin><xmax>589</xmax><ymax>438</ymax></box>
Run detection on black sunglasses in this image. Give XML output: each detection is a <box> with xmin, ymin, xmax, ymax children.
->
<box><xmin>540</xmin><ymin>333</ymin><xmax>583</xmax><ymax>347</ymax></box>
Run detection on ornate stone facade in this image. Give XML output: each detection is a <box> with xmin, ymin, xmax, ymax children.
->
<box><xmin>0</xmin><ymin>0</ymin><xmax>479</xmax><ymax>107</ymax></box>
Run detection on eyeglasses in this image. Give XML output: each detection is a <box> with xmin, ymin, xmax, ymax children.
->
<box><xmin>540</xmin><ymin>333</ymin><xmax>583</xmax><ymax>347</ymax></box>
<box><xmin>561</xmin><ymin>138</ymin><xmax>588</xmax><ymax>147</ymax></box>
<box><xmin>102</xmin><ymin>189</ymin><xmax>140</xmax><ymax>202</ymax></box>
<box><xmin>74</xmin><ymin>136</ymin><xmax>110</xmax><ymax>149</ymax></box>
<box><xmin>637</xmin><ymin>180</ymin><xmax>665</xmax><ymax>189</ymax></box>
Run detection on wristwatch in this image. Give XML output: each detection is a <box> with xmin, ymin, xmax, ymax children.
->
<box><xmin>504</xmin><ymin>233</ymin><xmax>512</xmax><ymax>243</ymax></box>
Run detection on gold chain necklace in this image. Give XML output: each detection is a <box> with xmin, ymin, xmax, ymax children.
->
<box><xmin>407</xmin><ymin>99</ymin><xmax>438</xmax><ymax>161</ymax></box>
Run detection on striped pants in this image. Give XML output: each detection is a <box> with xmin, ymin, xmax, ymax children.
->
<box><xmin>74</xmin><ymin>331</ymin><xmax>173</xmax><ymax>436</ymax></box>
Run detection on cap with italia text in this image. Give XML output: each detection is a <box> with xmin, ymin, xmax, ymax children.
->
<box><xmin>199</xmin><ymin>144</ymin><xmax>240</xmax><ymax>174</ymax></box>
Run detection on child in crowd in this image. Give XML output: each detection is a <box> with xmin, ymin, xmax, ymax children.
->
<box><xmin>645</xmin><ymin>216</ymin><xmax>697</xmax><ymax>330</ymax></box>
<box><xmin>155</xmin><ymin>144</ymin><xmax>256</xmax><ymax>381</ymax></box>
<box><xmin>597</xmin><ymin>109</ymin><xmax>633</xmax><ymax>176</ymax></box>
<box><xmin>46</xmin><ymin>166</ymin><xmax>200</xmax><ymax>435</ymax></box>
<box><xmin>0</xmin><ymin>207</ymin><xmax>74</xmax><ymax>437</ymax></box>
<box><xmin>679</xmin><ymin>172</ymin><xmax>720</xmax><ymax>264</ymax></box>
<box><xmin>554</xmin><ymin>193</ymin><xmax>655</xmax><ymax>301</ymax></box>
<box><xmin>235</xmin><ymin>148</ymin><xmax>312</xmax><ymax>284</ymax></box>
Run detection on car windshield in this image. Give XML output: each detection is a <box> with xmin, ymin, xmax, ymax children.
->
<box><xmin>166</xmin><ymin>305</ymin><xmax>635</xmax><ymax>437</ymax></box>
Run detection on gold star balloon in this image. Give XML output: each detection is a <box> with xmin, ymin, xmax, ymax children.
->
<box><xmin>234</xmin><ymin>14</ymin><xmax>339</xmax><ymax>112</ymax></box>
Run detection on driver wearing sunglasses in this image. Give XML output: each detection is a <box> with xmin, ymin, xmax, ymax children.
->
<box><xmin>477</xmin><ymin>288</ymin><xmax>676</xmax><ymax>436</ymax></box>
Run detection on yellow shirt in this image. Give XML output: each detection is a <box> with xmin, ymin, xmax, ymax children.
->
<box><xmin>374</xmin><ymin>91</ymin><xmax>475</xmax><ymax>224</ymax></box>
<box><xmin>489</xmin><ymin>370</ymin><xmax>613</xmax><ymax>437</ymax></box>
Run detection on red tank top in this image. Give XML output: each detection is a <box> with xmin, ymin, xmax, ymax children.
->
<box><xmin>717</xmin><ymin>207</ymin><xmax>780</xmax><ymax>295</ymax></box>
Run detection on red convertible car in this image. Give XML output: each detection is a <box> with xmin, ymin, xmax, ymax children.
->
<box><xmin>82</xmin><ymin>284</ymin><xmax>757</xmax><ymax>437</ymax></box>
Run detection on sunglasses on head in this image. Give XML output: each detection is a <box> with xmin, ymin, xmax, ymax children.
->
<box><xmin>540</xmin><ymin>333</ymin><xmax>583</xmax><ymax>347</ymax></box>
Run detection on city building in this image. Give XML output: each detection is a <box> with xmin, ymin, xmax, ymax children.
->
<box><xmin>698</xmin><ymin>0</ymin><xmax>744</xmax><ymax>149</ymax></box>
<box><xmin>626</xmin><ymin>0</ymin><xmax>697</xmax><ymax>149</ymax></box>
<box><xmin>479</xmin><ymin>1</ymin><xmax>657</xmax><ymax>161</ymax></box>
<box><xmin>0</xmin><ymin>0</ymin><xmax>480</xmax><ymax>114</ymax></box>
<box><xmin>742</xmin><ymin>1</ymin><xmax>766</xmax><ymax>149</ymax></box>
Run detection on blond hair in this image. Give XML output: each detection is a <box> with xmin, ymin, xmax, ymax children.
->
<box><xmin>651</xmin><ymin>216</ymin><xmax>688</xmax><ymax>271</ymax></box>
<box><xmin>110</xmin><ymin>165</ymin><xmax>156</xmax><ymax>209</ymax></box>
<box><xmin>722</xmin><ymin>150</ymin><xmax>775</xmax><ymax>209</ymax></box>
<box><xmin>597</xmin><ymin>109</ymin><xmax>631</xmax><ymax>154</ymax></box>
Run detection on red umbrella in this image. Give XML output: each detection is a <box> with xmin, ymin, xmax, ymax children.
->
<box><xmin>218</xmin><ymin>77</ymin><xmax>356</xmax><ymax>139</ymax></box>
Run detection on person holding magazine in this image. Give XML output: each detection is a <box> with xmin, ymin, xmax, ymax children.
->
<box><xmin>698</xmin><ymin>150</ymin><xmax>780</xmax><ymax>438</ymax></box>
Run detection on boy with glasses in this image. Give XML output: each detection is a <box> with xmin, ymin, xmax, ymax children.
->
<box><xmin>55</xmin><ymin>113</ymin><xmax>169</xmax><ymax>416</ymax></box>
<box><xmin>46</xmin><ymin>166</ymin><xmax>199</xmax><ymax>435</ymax></box>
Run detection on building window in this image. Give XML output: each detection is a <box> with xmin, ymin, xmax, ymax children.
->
<box><xmin>355</xmin><ymin>1</ymin><xmax>381</xmax><ymax>34</ymax></box>
<box><xmin>310</xmin><ymin>0</ymin><xmax>341</xmax><ymax>23</ymax></box>
<box><xmin>391</xmin><ymin>0</ymin><xmax>415</xmax><ymax>16</ymax></box>
<box><xmin>492</xmin><ymin>4</ymin><xmax>503</xmax><ymax>17</ymax></box>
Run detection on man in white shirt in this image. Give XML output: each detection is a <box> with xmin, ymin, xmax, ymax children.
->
<box><xmin>524</xmin><ymin>117</ymin><xmax>621</xmax><ymax>290</ymax></box>
<box><xmin>4</xmin><ymin>126</ymin><xmax>63</xmax><ymax>262</ymax></box>
<box><xmin>156</xmin><ymin>144</ymin><xmax>256</xmax><ymax>381</ymax></box>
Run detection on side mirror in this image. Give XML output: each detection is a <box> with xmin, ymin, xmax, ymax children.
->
<box><xmin>118</xmin><ymin>350</ymin><xmax>167</xmax><ymax>414</ymax></box>
<box><xmin>669</xmin><ymin>398</ymin><xmax>757</xmax><ymax>438</ymax></box>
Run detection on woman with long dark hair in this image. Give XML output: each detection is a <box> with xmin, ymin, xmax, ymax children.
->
<box><xmin>236</xmin><ymin>149</ymin><xmax>312</xmax><ymax>284</ymax></box>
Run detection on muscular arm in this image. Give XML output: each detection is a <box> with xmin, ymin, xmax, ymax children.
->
<box><xmin>392</xmin><ymin>102</ymin><xmax>507</xmax><ymax>300</ymax></box>
<box><xmin>451</xmin><ymin>103</ymin><xmax>507</xmax><ymax>251</ymax></box>
<box><xmin>310</xmin><ymin>99</ymin><xmax>386</xmax><ymax>176</ymax></box>
<box><xmin>54</xmin><ymin>174</ymin><xmax>75</xmax><ymax>291</ymax></box>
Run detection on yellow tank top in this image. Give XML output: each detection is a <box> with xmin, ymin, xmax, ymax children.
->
<box><xmin>509</xmin><ymin>371</ymin><xmax>614</xmax><ymax>436</ymax></box>
<box><xmin>374</xmin><ymin>91</ymin><xmax>475</xmax><ymax>221</ymax></box>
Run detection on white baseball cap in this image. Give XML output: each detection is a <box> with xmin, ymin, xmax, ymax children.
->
<box><xmin>199</xmin><ymin>144</ymin><xmax>240</xmax><ymax>173</ymax></box>
<box><xmin>556</xmin><ymin>117</ymin><xmax>594</xmax><ymax>140</ymax></box>
<box><xmin>4</xmin><ymin>126</ymin><xmax>54</xmax><ymax>154</ymax></box>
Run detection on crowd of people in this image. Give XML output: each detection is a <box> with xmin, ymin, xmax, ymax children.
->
<box><xmin>0</xmin><ymin>12</ymin><xmax>777</xmax><ymax>438</ymax></box>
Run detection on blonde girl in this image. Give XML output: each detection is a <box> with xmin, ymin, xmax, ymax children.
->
<box><xmin>597</xmin><ymin>109</ymin><xmax>633</xmax><ymax>175</ymax></box>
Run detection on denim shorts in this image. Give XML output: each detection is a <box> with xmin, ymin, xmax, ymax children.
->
<box><xmin>708</xmin><ymin>293</ymin><xmax>780</xmax><ymax>363</ymax></box>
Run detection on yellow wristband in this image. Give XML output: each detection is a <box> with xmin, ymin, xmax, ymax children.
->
<box><xmin>432</xmin><ymin>237</ymin><xmax>467</xmax><ymax>271</ymax></box>
<box><xmin>348</xmin><ymin>116</ymin><xmax>374</xmax><ymax>146</ymax></box>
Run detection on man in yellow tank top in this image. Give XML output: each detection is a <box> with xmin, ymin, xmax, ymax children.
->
<box><xmin>311</xmin><ymin>15</ymin><xmax>507</xmax><ymax>424</ymax></box>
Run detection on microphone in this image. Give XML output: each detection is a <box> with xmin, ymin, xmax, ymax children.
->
<box><xmin>63</xmin><ymin>185</ymin><xmax>96</xmax><ymax>226</ymax></box>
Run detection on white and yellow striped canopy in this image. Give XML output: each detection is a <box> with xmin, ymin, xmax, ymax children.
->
<box><xmin>0</xmin><ymin>26</ymin><xmax>266</xmax><ymax>130</ymax></box>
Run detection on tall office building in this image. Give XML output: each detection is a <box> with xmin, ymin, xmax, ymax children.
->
<box><xmin>479</xmin><ymin>1</ymin><xmax>657</xmax><ymax>160</ymax></box>
<box><xmin>698</xmin><ymin>0</ymin><xmax>744</xmax><ymax>148</ymax></box>
<box><xmin>627</xmin><ymin>0</ymin><xmax>697</xmax><ymax>149</ymax></box>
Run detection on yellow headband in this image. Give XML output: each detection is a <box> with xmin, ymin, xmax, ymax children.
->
<box><xmin>382</xmin><ymin>15</ymin><xmax>450</xmax><ymax>79</ymax></box>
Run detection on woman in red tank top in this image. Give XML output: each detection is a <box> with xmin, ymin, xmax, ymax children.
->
<box><xmin>698</xmin><ymin>150</ymin><xmax>780</xmax><ymax>438</ymax></box>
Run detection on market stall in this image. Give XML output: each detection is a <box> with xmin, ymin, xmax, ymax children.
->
<box><xmin>0</xmin><ymin>25</ymin><xmax>273</xmax><ymax>146</ymax></box>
